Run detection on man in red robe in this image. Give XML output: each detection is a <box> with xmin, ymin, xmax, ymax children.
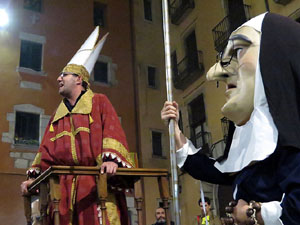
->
<box><xmin>21</xmin><ymin>27</ymin><xmax>134</xmax><ymax>225</ymax></box>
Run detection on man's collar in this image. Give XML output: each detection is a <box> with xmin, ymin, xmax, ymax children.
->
<box><xmin>52</xmin><ymin>89</ymin><xmax>94</xmax><ymax>124</ymax></box>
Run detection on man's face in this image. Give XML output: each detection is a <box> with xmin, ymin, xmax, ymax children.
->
<box><xmin>57</xmin><ymin>72</ymin><xmax>79</xmax><ymax>97</ymax></box>
<box><xmin>207</xmin><ymin>26</ymin><xmax>261</xmax><ymax>126</ymax></box>
<box><xmin>200</xmin><ymin>202</ymin><xmax>210</xmax><ymax>216</ymax></box>
<box><xmin>155</xmin><ymin>208</ymin><xmax>166</xmax><ymax>222</ymax></box>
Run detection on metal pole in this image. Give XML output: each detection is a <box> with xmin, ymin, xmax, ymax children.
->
<box><xmin>161</xmin><ymin>0</ymin><xmax>181</xmax><ymax>224</ymax></box>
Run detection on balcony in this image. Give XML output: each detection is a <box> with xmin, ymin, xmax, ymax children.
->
<box><xmin>274</xmin><ymin>0</ymin><xmax>291</xmax><ymax>5</ymax></box>
<box><xmin>212</xmin><ymin>4</ymin><xmax>251</xmax><ymax>52</ymax></box>
<box><xmin>169</xmin><ymin>0</ymin><xmax>195</xmax><ymax>25</ymax></box>
<box><xmin>173</xmin><ymin>51</ymin><xmax>204</xmax><ymax>90</ymax></box>
<box><xmin>192</xmin><ymin>131</ymin><xmax>212</xmax><ymax>156</ymax></box>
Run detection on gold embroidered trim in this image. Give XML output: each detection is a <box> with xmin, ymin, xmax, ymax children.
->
<box><xmin>106</xmin><ymin>193</ymin><xmax>121</xmax><ymax>225</ymax></box>
<box><xmin>103</xmin><ymin>138</ymin><xmax>134</xmax><ymax>166</ymax></box>
<box><xmin>50</xmin><ymin>127</ymin><xmax>90</xmax><ymax>142</ymax></box>
<box><xmin>71</xmin><ymin>90</ymin><xmax>94</xmax><ymax>114</ymax></box>
<box><xmin>32</xmin><ymin>152</ymin><xmax>42</xmax><ymax>166</ymax></box>
<box><xmin>49</xmin><ymin>124</ymin><xmax>54</xmax><ymax>132</ymax></box>
<box><xmin>89</xmin><ymin>114</ymin><xmax>94</xmax><ymax>124</ymax></box>
<box><xmin>70</xmin><ymin>116</ymin><xmax>79</xmax><ymax>165</ymax></box>
<box><xmin>50</xmin><ymin>126</ymin><xmax>90</xmax><ymax>165</ymax></box>
<box><xmin>62</xmin><ymin>64</ymin><xmax>90</xmax><ymax>86</ymax></box>
<box><xmin>52</xmin><ymin>89</ymin><xmax>94</xmax><ymax>124</ymax></box>
<box><xmin>69</xmin><ymin>176</ymin><xmax>77</xmax><ymax>225</ymax></box>
<box><xmin>96</xmin><ymin>154</ymin><xmax>103</xmax><ymax>166</ymax></box>
<box><xmin>50</xmin><ymin>131</ymin><xmax>71</xmax><ymax>142</ymax></box>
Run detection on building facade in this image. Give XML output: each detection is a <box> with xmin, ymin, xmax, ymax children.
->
<box><xmin>1</xmin><ymin>0</ymin><xmax>300</xmax><ymax>224</ymax></box>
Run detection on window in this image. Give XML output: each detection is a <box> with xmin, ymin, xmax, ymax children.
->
<box><xmin>20</xmin><ymin>40</ymin><xmax>43</xmax><ymax>71</ymax></box>
<box><xmin>143</xmin><ymin>0</ymin><xmax>152</xmax><ymax>21</ymax></box>
<box><xmin>147</xmin><ymin>66</ymin><xmax>156</xmax><ymax>88</ymax></box>
<box><xmin>152</xmin><ymin>131</ymin><xmax>162</xmax><ymax>156</ymax></box>
<box><xmin>24</xmin><ymin>0</ymin><xmax>42</xmax><ymax>12</ymax></box>
<box><xmin>171</xmin><ymin>51</ymin><xmax>178</xmax><ymax>77</ymax></box>
<box><xmin>94</xmin><ymin>1</ymin><xmax>106</xmax><ymax>27</ymax></box>
<box><xmin>94</xmin><ymin>61</ymin><xmax>108</xmax><ymax>83</ymax></box>
<box><xmin>188</xmin><ymin>94</ymin><xmax>210</xmax><ymax>154</ymax></box>
<box><xmin>14</xmin><ymin>111</ymin><xmax>40</xmax><ymax>146</ymax></box>
<box><xmin>2</xmin><ymin>104</ymin><xmax>50</xmax><ymax>150</ymax></box>
<box><xmin>92</xmin><ymin>55</ymin><xmax>117</xmax><ymax>86</ymax></box>
<box><xmin>185</xmin><ymin>30</ymin><xmax>198</xmax><ymax>73</ymax></box>
<box><xmin>178</xmin><ymin>110</ymin><xmax>183</xmax><ymax>132</ymax></box>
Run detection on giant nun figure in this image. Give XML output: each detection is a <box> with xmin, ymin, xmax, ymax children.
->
<box><xmin>161</xmin><ymin>12</ymin><xmax>300</xmax><ymax>225</ymax></box>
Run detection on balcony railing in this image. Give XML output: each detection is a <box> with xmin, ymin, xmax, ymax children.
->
<box><xmin>169</xmin><ymin>0</ymin><xmax>195</xmax><ymax>25</ymax></box>
<box><xmin>173</xmin><ymin>51</ymin><xmax>204</xmax><ymax>90</ymax></box>
<box><xmin>288</xmin><ymin>8</ymin><xmax>300</xmax><ymax>21</ymax></box>
<box><xmin>212</xmin><ymin>4</ymin><xmax>251</xmax><ymax>52</ymax></box>
<box><xmin>192</xmin><ymin>131</ymin><xmax>212</xmax><ymax>156</ymax></box>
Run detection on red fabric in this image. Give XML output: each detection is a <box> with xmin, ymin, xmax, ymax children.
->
<box><xmin>31</xmin><ymin>93</ymin><xmax>132</xmax><ymax>225</ymax></box>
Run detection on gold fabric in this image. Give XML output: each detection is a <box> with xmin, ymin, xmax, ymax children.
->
<box><xmin>32</xmin><ymin>152</ymin><xmax>42</xmax><ymax>166</ymax></box>
<box><xmin>103</xmin><ymin>138</ymin><xmax>135</xmax><ymax>166</ymax></box>
<box><xmin>49</xmin><ymin>127</ymin><xmax>90</xmax><ymax>165</ymax></box>
<box><xmin>96</xmin><ymin>154</ymin><xmax>103</xmax><ymax>166</ymax></box>
<box><xmin>106</xmin><ymin>193</ymin><xmax>121</xmax><ymax>225</ymax></box>
<box><xmin>69</xmin><ymin>176</ymin><xmax>77</xmax><ymax>225</ymax></box>
<box><xmin>51</xmin><ymin>89</ymin><xmax>94</xmax><ymax>124</ymax></box>
<box><xmin>62</xmin><ymin>64</ymin><xmax>90</xmax><ymax>86</ymax></box>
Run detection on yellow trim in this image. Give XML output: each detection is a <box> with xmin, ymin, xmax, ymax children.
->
<box><xmin>103</xmin><ymin>138</ymin><xmax>134</xmax><ymax>167</ymax></box>
<box><xmin>52</xmin><ymin>89</ymin><xmax>94</xmax><ymax>124</ymax></box>
<box><xmin>32</xmin><ymin>152</ymin><xmax>42</xmax><ymax>166</ymax></box>
<box><xmin>69</xmin><ymin>176</ymin><xmax>77</xmax><ymax>225</ymax></box>
<box><xmin>62</xmin><ymin>64</ymin><xmax>90</xmax><ymax>86</ymax></box>
<box><xmin>70</xmin><ymin>116</ymin><xmax>79</xmax><ymax>165</ymax></box>
<box><xmin>50</xmin><ymin>131</ymin><xmax>71</xmax><ymax>142</ymax></box>
<box><xmin>50</xmin><ymin>127</ymin><xmax>90</xmax><ymax>142</ymax></box>
<box><xmin>96</xmin><ymin>154</ymin><xmax>103</xmax><ymax>166</ymax></box>
<box><xmin>72</xmin><ymin>90</ymin><xmax>94</xmax><ymax>114</ymax></box>
<box><xmin>49</xmin><ymin>124</ymin><xmax>54</xmax><ymax>132</ymax></box>
<box><xmin>89</xmin><ymin>114</ymin><xmax>94</xmax><ymax>124</ymax></box>
<box><xmin>50</xmin><ymin>126</ymin><xmax>90</xmax><ymax>165</ymax></box>
<box><xmin>52</xmin><ymin>101</ymin><xmax>69</xmax><ymax>124</ymax></box>
<box><xmin>106</xmin><ymin>193</ymin><xmax>121</xmax><ymax>225</ymax></box>
<box><xmin>129</xmin><ymin>152</ymin><xmax>137</xmax><ymax>168</ymax></box>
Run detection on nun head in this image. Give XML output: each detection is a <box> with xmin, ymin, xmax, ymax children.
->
<box><xmin>207</xmin><ymin>26</ymin><xmax>261</xmax><ymax>126</ymax></box>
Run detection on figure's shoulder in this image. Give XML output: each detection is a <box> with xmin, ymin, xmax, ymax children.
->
<box><xmin>92</xmin><ymin>92</ymin><xmax>109</xmax><ymax>102</ymax></box>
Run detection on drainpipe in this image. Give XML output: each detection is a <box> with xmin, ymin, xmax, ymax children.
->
<box><xmin>129</xmin><ymin>0</ymin><xmax>146</xmax><ymax>224</ymax></box>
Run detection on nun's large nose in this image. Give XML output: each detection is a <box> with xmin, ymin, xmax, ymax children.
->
<box><xmin>206</xmin><ymin>62</ymin><xmax>229</xmax><ymax>82</ymax></box>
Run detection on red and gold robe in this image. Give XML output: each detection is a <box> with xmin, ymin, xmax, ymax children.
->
<box><xmin>28</xmin><ymin>89</ymin><xmax>134</xmax><ymax>225</ymax></box>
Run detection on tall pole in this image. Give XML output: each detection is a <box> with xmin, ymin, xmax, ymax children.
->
<box><xmin>161</xmin><ymin>0</ymin><xmax>181</xmax><ymax>224</ymax></box>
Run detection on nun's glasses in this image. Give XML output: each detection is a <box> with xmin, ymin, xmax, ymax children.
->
<box><xmin>216</xmin><ymin>34</ymin><xmax>253</xmax><ymax>74</ymax></box>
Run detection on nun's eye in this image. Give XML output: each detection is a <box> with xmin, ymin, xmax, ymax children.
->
<box><xmin>233</xmin><ymin>48</ymin><xmax>243</xmax><ymax>59</ymax></box>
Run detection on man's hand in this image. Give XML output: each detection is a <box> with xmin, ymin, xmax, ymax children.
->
<box><xmin>20</xmin><ymin>179</ymin><xmax>35</xmax><ymax>196</ymax></box>
<box><xmin>233</xmin><ymin>199</ymin><xmax>249</xmax><ymax>224</ymax></box>
<box><xmin>161</xmin><ymin>101</ymin><xmax>179</xmax><ymax>124</ymax></box>
<box><xmin>161</xmin><ymin>101</ymin><xmax>187</xmax><ymax>149</ymax></box>
<box><xmin>100</xmin><ymin>161</ymin><xmax>118</xmax><ymax>175</ymax></box>
<box><xmin>230</xmin><ymin>199</ymin><xmax>264</xmax><ymax>225</ymax></box>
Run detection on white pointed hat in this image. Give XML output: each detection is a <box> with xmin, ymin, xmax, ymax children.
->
<box><xmin>62</xmin><ymin>26</ymin><xmax>109</xmax><ymax>86</ymax></box>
